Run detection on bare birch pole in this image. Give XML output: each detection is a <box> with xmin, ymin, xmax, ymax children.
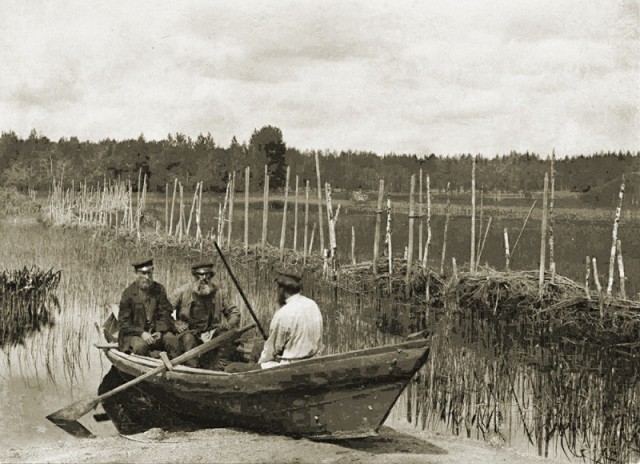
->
<box><xmin>373</xmin><ymin>180</ymin><xmax>384</xmax><ymax>274</ymax></box>
<box><xmin>351</xmin><ymin>226</ymin><xmax>356</xmax><ymax>265</ymax></box>
<box><xmin>308</xmin><ymin>223</ymin><xmax>316</xmax><ymax>256</ymax></box>
<box><xmin>325</xmin><ymin>182</ymin><xmax>337</xmax><ymax>272</ymax></box>
<box><xmin>385</xmin><ymin>197</ymin><xmax>392</xmax><ymax>275</ymax></box>
<box><xmin>227</xmin><ymin>172</ymin><xmax>235</xmax><ymax>247</ymax></box>
<box><xmin>592</xmin><ymin>257</ymin><xmax>602</xmax><ymax>293</ymax></box>
<box><xmin>169</xmin><ymin>178</ymin><xmax>177</xmax><ymax>236</ymax></box>
<box><xmin>584</xmin><ymin>256</ymin><xmax>591</xmax><ymax>299</ymax></box>
<box><xmin>539</xmin><ymin>173</ymin><xmax>549</xmax><ymax>298</ymax></box>
<box><xmin>418</xmin><ymin>169</ymin><xmax>423</xmax><ymax>263</ymax></box>
<box><xmin>617</xmin><ymin>239</ymin><xmax>626</xmax><ymax>299</ymax></box>
<box><xmin>195</xmin><ymin>181</ymin><xmax>203</xmax><ymax>244</ymax></box>
<box><xmin>177</xmin><ymin>182</ymin><xmax>185</xmax><ymax>242</ymax></box>
<box><xmin>293</xmin><ymin>175</ymin><xmax>299</xmax><ymax>252</ymax></box>
<box><xmin>314</xmin><ymin>152</ymin><xmax>325</xmax><ymax>253</ymax></box>
<box><xmin>164</xmin><ymin>183</ymin><xmax>169</xmax><ymax>235</ymax></box>
<box><xmin>406</xmin><ymin>174</ymin><xmax>416</xmax><ymax>290</ymax></box>
<box><xmin>244</xmin><ymin>167</ymin><xmax>250</xmax><ymax>254</ymax></box>
<box><xmin>470</xmin><ymin>155</ymin><xmax>476</xmax><ymax>273</ymax></box>
<box><xmin>185</xmin><ymin>181</ymin><xmax>199</xmax><ymax>237</ymax></box>
<box><xmin>422</xmin><ymin>174</ymin><xmax>432</xmax><ymax>268</ymax></box>
<box><xmin>476</xmin><ymin>189</ymin><xmax>484</xmax><ymax>271</ymax></box>
<box><xmin>440</xmin><ymin>182</ymin><xmax>451</xmax><ymax>274</ymax></box>
<box><xmin>503</xmin><ymin>226</ymin><xmax>510</xmax><ymax>270</ymax></box>
<box><xmin>476</xmin><ymin>216</ymin><xmax>492</xmax><ymax>268</ymax></box>
<box><xmin>607</xmin><ymin>178</ymin><xmax>625</xmax><ymax>296</ymax></box>
<box><xmin>549</xmin><ymin>151</ymin><xmax>556</xmax><ymax>282</ymax></box>
<box><xmin>218</xmin><ymin>178</ymin><xmax>230</xmax><ymax>247</ymax></box>
<box><xmin>303</xmin><ymin>180</ymin><xmax>310</xmax><ymax>262</ymax></box>
<box><xmin>279</xmin><ymin>165</ymin><xmax>291</xmax><ymax>255</ymax></box>
<box><xmin>261</xmin><ymin>166</ymin><xmax>269</xmax><ymax>249</ymax></box>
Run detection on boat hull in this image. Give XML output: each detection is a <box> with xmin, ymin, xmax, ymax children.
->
<box><xmin>104</xmin><ymin>339</ymin><xmax>429</xmax><ymax>439</ymax></box>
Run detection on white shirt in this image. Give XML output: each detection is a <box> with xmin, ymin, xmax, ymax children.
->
<box><xmin>258</xmin><ymin>293</ymin><xmax>323</xmax><ymax>365</ymax></box>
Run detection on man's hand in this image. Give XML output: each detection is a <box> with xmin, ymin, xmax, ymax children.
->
<box><xmin>175</xmin><ymin>320</ymin><xmax>188</xmax><ymax>333</ymax></box>
<box><xmin>200</xmin><ymin>329</ymin><xmax>218</xmax><ymax>343</ymax></box>
<box><xmin>141</xmin><ymin>331</ymin><xmax>155</xmax><ymax>345</ymax></box>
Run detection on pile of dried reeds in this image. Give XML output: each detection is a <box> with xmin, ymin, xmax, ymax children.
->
<box><xmin>0</xmin><ymin>266</ymin><xmax>61</xmax><ymax>346</ymax></box>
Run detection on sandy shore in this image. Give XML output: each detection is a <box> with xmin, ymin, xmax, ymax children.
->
<box><xmin>1</xmin><ymin>422</ymin><xmax>570</xmax><ymax>464</ymax></box>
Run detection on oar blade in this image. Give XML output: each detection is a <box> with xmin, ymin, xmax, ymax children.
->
<box><xmin>46</xmin><ymin>415</ymin><xmax>95</xmax><ymax>438</ymax></box>
<box><xmin>46</xmin><ymin>396</ymin><xmax>100</xmax><ymax>427</ymax></box>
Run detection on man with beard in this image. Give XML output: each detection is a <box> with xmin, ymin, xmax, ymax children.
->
<box><xmin>170</xmin><ymin>262</ymin><xmax>241</xmax><ymax>369</ymax></box>
<box><xmin>257</xmin><ymin>268</ymin><xmax>324</xmax><ymax>368</ymax></box>
<box><xmin>117</xmin><ymin>258</ymin><xmax>180</xmax><ymax>358</ymax></box>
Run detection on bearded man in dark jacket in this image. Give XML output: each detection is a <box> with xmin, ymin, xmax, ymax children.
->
<box><xmin>117</xmin><ymin>258</ymin><xmax>180</xmax><ymax>359</ymax></box>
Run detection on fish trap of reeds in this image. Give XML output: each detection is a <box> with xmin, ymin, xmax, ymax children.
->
<box><xmin>0</xmin><ymin>266</ymin><xmax>61</xmax><ymax>347</ymax></box>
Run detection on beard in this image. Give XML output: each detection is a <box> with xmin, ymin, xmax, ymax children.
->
<box><xmin>193</xmin><ymin>281</ymin><xmax>214</xmax><ymax>296</ymax></box>
<box><xmin>137</xmin><ymin>277</ymin><xmax>153</xmax><ymax>291</ymax></box>
<box><xmin>277</xmin><ymin>288</ymin><xmax>287</xmax><ymax>306</ymax></box>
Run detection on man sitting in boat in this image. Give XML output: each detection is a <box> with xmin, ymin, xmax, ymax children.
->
<box><xmin>227</xmin><ymin>268</ymin><xmax>323</xmax><ymax>371</ymax></box>
<box><xmin>170</xmin><ymin>262</ymin><xmax>241</xmax><ymax>370</ymax></box>
<box><xmin>118</xmin><ymin>258</ymin><xmax>181</xmax><ymax>359</ymax></box>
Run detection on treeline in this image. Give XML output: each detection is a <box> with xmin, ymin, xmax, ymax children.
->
<box><xmin>1</xmin><ymin>127</ymin><xmax>638</xmax><ymax>194</ymax></box>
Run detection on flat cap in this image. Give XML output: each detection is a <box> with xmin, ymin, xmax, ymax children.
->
<box><xmin>274</xmin><ymin>267</ymin><xmax>303</xmax><ymax>285</ymax></box>
<box><xmin>191</xmin><ymin>262</ymin><xmax>215</xmax><ymax>274</ymax></box>
<box><xmin>132</xmin><ymin>258</ymin><xmax>153</xmax><ymax>271</ymax></box>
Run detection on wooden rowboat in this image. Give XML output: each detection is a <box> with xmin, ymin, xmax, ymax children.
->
<box><xmin>99</xmin><ymin>325</ymin><xmax>430</xmax><ymax>439</ymax></box>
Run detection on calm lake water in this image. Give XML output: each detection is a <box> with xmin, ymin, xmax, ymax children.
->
<box><xmin>1</xmin><ymin>203</ymin><xmax>638</xmax><ymax>462</ymax></box>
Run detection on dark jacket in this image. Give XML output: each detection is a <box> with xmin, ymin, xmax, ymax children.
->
<box><xmin>118</xmin><ymin>280</ymin><xmax>176</xmax><ymax>350</ymax></box>
<box><xmin>169</xmin><ymin>282</ymin><xmax>240</xmax><ymax>334</ymax></box>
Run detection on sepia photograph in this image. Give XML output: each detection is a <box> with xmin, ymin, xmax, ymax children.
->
<box><xmin>0</xmin><ymin>1</ymin><xmax>639</xmax><ymax>463</ymax></box>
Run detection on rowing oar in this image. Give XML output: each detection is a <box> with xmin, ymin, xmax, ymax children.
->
<box><xmin>46</xmin><ymin>322</ymin><xmax>257</xmax><ymax>437</ymax></box>
<box><xmin>214</xmin><ymin>241</ymin><xmax>267</xmax><ymax>340</ymax></box>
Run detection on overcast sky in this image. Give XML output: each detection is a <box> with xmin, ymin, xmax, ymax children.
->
<box><xmin>0</xmin><ymin>0</ymin><xmax>638</xmax><ymax>157</ymax></box>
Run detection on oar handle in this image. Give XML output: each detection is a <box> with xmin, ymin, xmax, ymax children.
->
<box><xmin>214</xmin><ymin>241</ymin><xmax>268</xmax><ymax>340</ymax></box>
<box><xmin>97</xmin><ymin>322</ymin><xmax>256</xmax><ymax>403</ymax></box>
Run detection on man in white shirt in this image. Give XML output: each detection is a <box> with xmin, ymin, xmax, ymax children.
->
<box><xmin>225</xmin><ymin>268</ymin><xmax>323</xmax><ymax>372</ymax></box>
<box><xmin>258</xmin><ymin>269</ymin><xmax>324</xmax><ymax>368</ymax></box>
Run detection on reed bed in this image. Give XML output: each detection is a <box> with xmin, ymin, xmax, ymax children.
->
<box><xmin>0</xmin><ymin>266</ymin><xmax>61</xmax><ymax>347</ymax></box>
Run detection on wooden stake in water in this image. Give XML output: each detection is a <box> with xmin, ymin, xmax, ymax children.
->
<box><xmin>373</xmin><ymin>180</ymin><xmax>384</xmax><ymax>274</ymax></box>
<box><xmin>315</xmin><ymin>152</ymin><xmax>325</xmax><ymax>253</ymax></box>
<box><xmin>476</xmin><ymin>189</ymin><xmax>484</xmax><ymax>271</ymax></box>
<box><xmin>440</xmin><ymin>182</ymin><xmax>451</xmax><ymax>274</ymax></box>
<box><xmin>244</xmin><ymin>166</ymin><xmax>250</xmax><ymax>254</ymax></box>
<box><xmin>385</xmin><ymin>197</ymin><xmax>392</xmax><ymax>275</ymax></box>
<box><xmin>504</xmin><ymin>227</ymin><xmax>510</xmax><ymax>270</ymax></box>
<box><xmin>539</xmin><ymin>173</ymin><xmax>549</xmax><ymax>298</ymax></box>
<box><xmin>293</xmin><ymin>175</ymin><xmax>299</xmax><ymax>252</ymax></box>
<box><xmin>616</xmin><ymin>239</ymin><xmax>626</xmax><ymax>299</ymax></box>
<box><xmin>351</xmin><ymin>226</ymin><xmax>356</xmax><ymax>265</ymax></box>
<box><xmin>423</xmin><ymin>175</ymin><xmax>432</xmax><ymax>268</ymax></box>
<box><xmin>406</xmin><ymin>174</ymin><xmax>416</xmax><ymax>290</ymax></box>
<box><xmin>169</xmin><ymin>178</ymin><xmax>177</xmax><ymax>236</ymax></box>
<box><xmin>584</xmin><ymin>255</ymin><xmax>591</xmax><ymax>300</ymax></box>
<box><xmin>165</xmin><ymin>183</ymin><xmax>169</xmax><ymax>235</ymax></box>
<box><xmin>418</xmin><ymin>169</ymin><xmax>423</xmax><ymax>263</ymax></box>
<box><xmin>470</xmin><ymin>155</ymin><xmax>476</xmax><ymax>273</ymax></box>
<box><xmin>549</xmin><ymin>150</ymin><xmax>556</xmax><ymax>282</ymax></box>
<box><xmin>304</xmin><ymin>180</ymin><xmax>310</xmax><ymax>261</ymax></box>
<box><xmin>261</xmin><ymin>165</ymin><xmax>269</xmax><ymax>249</ymax></box>
<box><xmin>279</xmin><ymin>166</ymin><xmax>291</xmax><ymax>256</ymax></box>
<box><xmin>607</xmin><ymin>177</ymin><xmax>625</xmax><ymax>296</ymax></box>
<box><xmin>227</xmin><ymin>172</ymin><xmax>235</xmax><ymax>247</ymax></box>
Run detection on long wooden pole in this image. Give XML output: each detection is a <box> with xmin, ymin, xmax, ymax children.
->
<box><xmin>279</xmin><ymin>165</ymin><xmax>290</xmax><ymax>255</ymax></box>
<box><xmin>440</xmin><ymin>182</ymin><xmax>451</xmax><ymax>274</ymax></box>
<box><xmin>293</xmin><ymin>175</ymin><xmax>299</xmax><ymax>252</ymax></box>
<box><xmin>227</xmin><ymin>171</ymin><xmax>235</xmax><ymax>247</ymax></box>
<box><xmin>314</xmin><ymin>152</ymin><xmax>325</xmax><ymax>253</ymax></box>
<box><xmin>373</xmin><ymin>180</ymin><xmax>384</xmax><ymax>274</ymax></box>
<box><xmin>261</xmin><ymin>165</ymin><xmax>269</xmax><ymax>249</ymax></box>
<box><xmin>607</xmin><ymin>178</ymin><xmax>625</xmax><ymax>296</ymax></box>
<box><xmin>406</xmin><ymin>174</ymin><xmax>415</xmax><ymax>290</ymax></box>
<box><xmin>470</xmin><ymin>156</ymin><xmax>476</xmax><ymax>273</ymax></box>
<box><xmin>423</xmin><ymin>174</ymin><xmax>431</xmax><ymax>268</ymax></box>
<box><xmin>169</xmin><ymin>178</ymin><xmax>177</xmax><ymax>236</ymax></box>
<box><xmin>303</xmin><ymin>180</ymin><xmax>310</xmax><ymax>262</ymax></box>
<box><xmin>549</xmin><ymin>151</ymin><xmax>556</xmax><ymax>281</ymax></box>
<box><xmin>616</xmin><ymin>239</ymin><xmax>626</xmax><ymax>299</ymax></box>
<box><xmin>539</xmin><ymin>173</ymin><xmax>549</xmax><ymax>298</ymax></box>
<box><xmin>244</xmin><ymin>167</ymin><xmax>250</xmax><ymax>254</ymax></box>
<box><xmin>418</xmin><ymin>169</ymin><xmax>423</xmax><ymax>263</ymax></box>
